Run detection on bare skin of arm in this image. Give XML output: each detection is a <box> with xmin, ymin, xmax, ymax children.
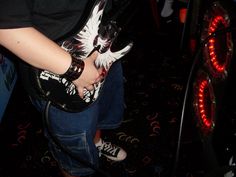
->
<box><xmin>0</xmin><ymin>27</ymin><xmax>102</xmax><ymax>98</ymax></box>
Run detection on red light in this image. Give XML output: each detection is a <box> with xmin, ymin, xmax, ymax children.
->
<box><xmin>194</xmin><ymin>76</ymin><xmax>215</xmax><ymax>132</ymax></box>
<box><xmin>206</xmin><ymin>14</ymin><xmax>231</xmax><ymax>75</ymax></box>
<box><xmin>201</xmin><ymin>3</ymin><xmax>233</xmax><ymax>79</ymax></box>
<box><xmin>198</xmin><ymin>80</ymin><xmax>212</xmax><ymax>128</ymax></box>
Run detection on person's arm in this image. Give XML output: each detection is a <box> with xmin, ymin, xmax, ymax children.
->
<box><xmin>0</xmin><ymin>27</ymin><xmax>71</xmax><ymax>74</ymax></box>
<box><xmin>0</xmin><ymin>27</ymin><xmax>101</xmax><ymax>97</ymax></box>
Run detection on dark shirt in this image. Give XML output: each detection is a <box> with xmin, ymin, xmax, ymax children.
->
<box><xmin>0</xmin><ymin>0</ymin><xmax>94</xmax><ymax>98</ymax></box>
<box><xmin>0</xmin><ymin>0</ymin><xmax>91</xmax><ymax>40</ymax></box>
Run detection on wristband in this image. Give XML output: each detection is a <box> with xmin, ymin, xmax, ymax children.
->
<box><xmin>61</xmin><ymin>55</ymin><xmax>85</xmax><ymax>81</ymax></box>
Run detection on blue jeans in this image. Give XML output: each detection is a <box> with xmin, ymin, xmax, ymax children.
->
<box><xmin>32</xmin><ymin>61</ymin><xmax>124</xmax><ymax>176</ymax></box>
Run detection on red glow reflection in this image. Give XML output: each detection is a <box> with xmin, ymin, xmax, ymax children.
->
<box><xmin>196</xmin><ymin>79</ymin><xmax>213</xmax><ymax>129</ymax></box>
<box><xmin>207</xmin><ymin>15</ymin><xmax>229</xmax><ymax>73</ymax></box>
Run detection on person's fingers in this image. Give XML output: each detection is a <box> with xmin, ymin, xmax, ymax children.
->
<box><xmin>85</xmin><ymin>84</ymin><xmax>94</xmax><ymax>91</ymax></box>
<box><xmin>94</xmin><ymin>68</ymin><xmax>106</xmax><ymax>83</ymax></box>
<box><xmin>77</xmin><ymin>86</ymin><xmax>84</xmax><ymax>98</ymax></box>
<box><xmin>77</xmin><ymin>84</ymin><xmax>95</xmax><ymax>98</ymax></box>
<box><xmin>89</xmin><ymin>51</ymin><xmax>99</xmax><ymax>61</ymax></box>
<box><xmin>95</xmin><ymin>75</ymin><xmax>104</xmax><ymax>83</ymax></box>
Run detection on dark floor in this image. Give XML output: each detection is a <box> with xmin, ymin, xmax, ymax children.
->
<box><xmin>1</xmin><ymin>1</ymin><xmax>236</xmax><ymax>177</ymax></box>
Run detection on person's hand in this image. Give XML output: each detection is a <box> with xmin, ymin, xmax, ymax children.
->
<box><xmin>72</xmin><ymin>51</ymin><xmax>103</xmax><ymax>98</ymax></box>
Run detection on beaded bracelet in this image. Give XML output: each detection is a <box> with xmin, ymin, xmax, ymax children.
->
<box><xmin>61</xmin><ymin>55</ymin><xmax>85</xmax><ymax>81</ymax></box>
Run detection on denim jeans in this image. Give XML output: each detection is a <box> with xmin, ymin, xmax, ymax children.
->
<box><xmin>32</xmin><ymin>61</ymin><xmax>124</xmax><ymax>176</ymax></box>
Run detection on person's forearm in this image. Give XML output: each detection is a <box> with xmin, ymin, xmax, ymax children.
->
<box><xmin>0</xmin><ymin>27</ymin><xmax>71</xmax><ymax>75</ymax></box>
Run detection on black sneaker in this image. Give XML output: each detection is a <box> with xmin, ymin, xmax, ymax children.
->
<box><xmin>95</xmin><ymin>139</ymin><xmax>127</xmax><ymax>161</ymax></box>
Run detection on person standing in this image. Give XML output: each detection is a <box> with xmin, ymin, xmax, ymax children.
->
<box><xmin>0</xmin><ymin>0</ymin><xmax>127</xmax><ymax>176</ymax></box>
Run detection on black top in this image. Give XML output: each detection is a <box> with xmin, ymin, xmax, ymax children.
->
<box><xmin>0</xmin><ymin>0</ymin><xmax>91</xmax><ymax>40</ymax></box>
<box><xmin>0</xmin><ymin>0</ymin><xmax>97</xmax><ymax>99</ymax></box>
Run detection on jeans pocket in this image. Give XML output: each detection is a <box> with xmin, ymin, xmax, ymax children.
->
<box><xmin>49</xmin><ymin>132</ymin><xmax>94</xmax><ymax>173</ymax></box>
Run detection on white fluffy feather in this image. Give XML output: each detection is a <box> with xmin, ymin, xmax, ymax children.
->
<box><xmin>74</xmin><ymin>1</ymin><xmax>104</xmax><ymax>59</ymax></box>
<box><xmin>95</xmin><ymin>43</ymin><xmax>133</xmax><ymax>70</ymax></box>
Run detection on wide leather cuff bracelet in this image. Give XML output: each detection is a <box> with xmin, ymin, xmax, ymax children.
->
<box><xmin>61</xmin><ymin>55</ymin><xmax>85</xmax><ymax>81</ymax></box>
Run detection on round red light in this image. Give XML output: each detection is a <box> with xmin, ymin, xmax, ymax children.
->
<box><xmin>194</xmin><ymin>72</ymin><xmax>215</xmax><ymax>134</ymax></box>
<box><xmin>201</xmin><ymin>2</ymin><xmax>233</xmax><ymax>79</ymax></box>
